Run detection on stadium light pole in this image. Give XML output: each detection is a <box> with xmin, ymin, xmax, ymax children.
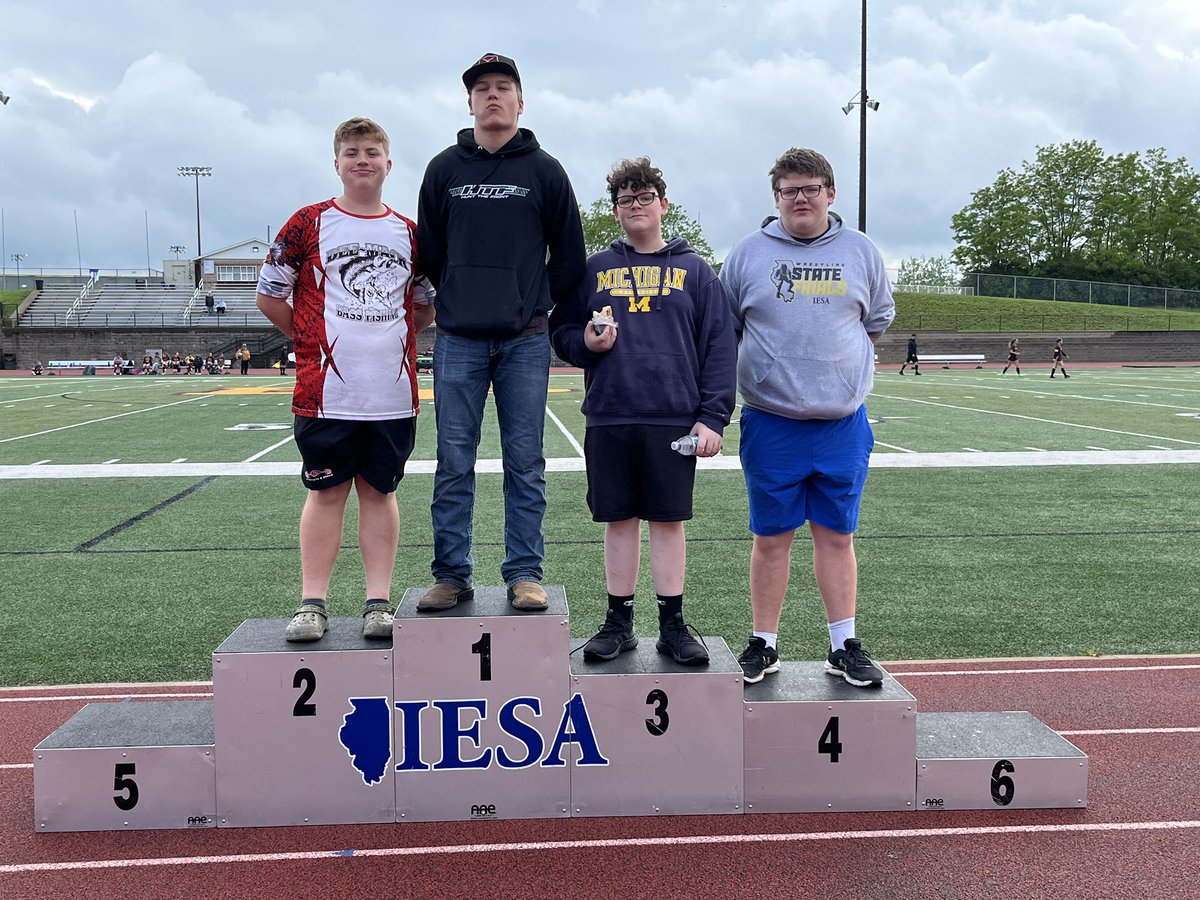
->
<box><xmin>169</xmin><ymin>244</ymin><xmax>187</xmax><ymax>259</ymax></box>
<box><xmin>177</xmin><ymin>166</ymin><xmax>212</xmax><ymax>258</ymax></box>
<box><xmin>841</xmin><ymin>0</ymin><xmax>879</xmax><ymax>233</ymax></box>
<box><xmin>12</xmin><ymin>252</ymin><xmax>26</xmax><ymax>284</ymax></box>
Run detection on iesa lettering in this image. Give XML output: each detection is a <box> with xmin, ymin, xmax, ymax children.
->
<box><xmin>394</xmin><ymin>693</ymin><xmax>609</xmax><ymax>772</ymax></box>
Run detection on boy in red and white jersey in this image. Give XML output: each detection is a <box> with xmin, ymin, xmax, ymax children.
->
<box><xmin>257</xmin><ymin>116</ymin><xmax>435</xmax><ymax>642</ymax></box>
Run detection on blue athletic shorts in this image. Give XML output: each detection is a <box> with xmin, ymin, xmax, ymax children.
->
<box><xmin>739</xmin><ymin>405</ymin><xmax>874</xmax><ymax>536</ymax></box>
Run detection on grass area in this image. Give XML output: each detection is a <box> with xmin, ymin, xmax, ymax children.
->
<box><xmin>1</xmin><ymin>288</ymin><xmax>30</xmax><ymax>317</ymax></box>
<box><xmin>894</xmin><ymin>290</ymin><xmax>1200</xmax><ymax>332</ymax></box>
<box><xmin>1</xmin><ymin>367</ymin><xmax>1198</xmax><ymax>685</ymax></box>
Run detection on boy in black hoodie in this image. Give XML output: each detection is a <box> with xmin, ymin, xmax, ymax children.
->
<box><xmin>416</xmin><ymin>53</ymin><xmax>586</xmax><ymax>613</ymax></box>
<box><xmin>550</xmin><ymin>158</ymin><xmax>736</xmax><ymax>664</ymax></box>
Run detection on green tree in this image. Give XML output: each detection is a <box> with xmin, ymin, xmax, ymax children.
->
<box><xmin>579</xmin><ymin>198</ymin><xmax>715</xmax><ymax>264</ymax></box>
<box><xmin>951</xmin><ymin>141</ymin><xmax>1200</xmax><ymax>289</ymax></box>
<box><xmin>896</xmin><ymin>254</ymin><xmax>961</xmax><ymax>288</ymax></box>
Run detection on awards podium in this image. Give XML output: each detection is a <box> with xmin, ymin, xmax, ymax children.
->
<box><xmin>33</xmin><ymin>587</ymin><xmax>1088</xmax><ymax>831</ymax></box>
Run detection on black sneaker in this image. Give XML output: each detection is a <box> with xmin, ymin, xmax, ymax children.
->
<box><xmin>656</xmin><ymin>613</ymin><xmax>709</xmax><ymax>666</ymax></box>
<box><xmin>825</xmin><ymin>637</ymin><xmax>884</xmax><ymax>688</ymax></box>
<box><xmin>582</xmin><ymin>610</ymin><xmax>637</xmax><ymax>661</ymax></box>
<box><xmin>738</xmin><ymin>635</ymin><xmax>780</xmax><ymax>683</ymax></box>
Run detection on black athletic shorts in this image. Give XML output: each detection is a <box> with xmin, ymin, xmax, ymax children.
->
<box><xmin>584</xmin><ymin>423</ymin><xmax>696</xmax><ymax>522</ymax></box>
<box><xmin>293</xmin><ymin>415</ymin><xmax>416</xmax><ymax>494</ymax></box>
<box><xmin>905</xmin><ymin>353</ymin><xmax>919</xmax><ymax>363</ymax></box>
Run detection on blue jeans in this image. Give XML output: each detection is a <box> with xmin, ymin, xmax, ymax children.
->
<box><xmin>431</xmin><ymin>330</ymin><xmax>550</xmax><ymax>587</ymax></box>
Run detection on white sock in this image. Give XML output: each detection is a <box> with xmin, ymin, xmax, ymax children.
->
<box><xmin>753</xmin><ymin>631</ymin><xmax>777</xmax><ymax>649</ymax></box>
<box><xmin>828</xmin><ymin>617</ymin><xmax>855</xmax><ymax>651</ymax></box>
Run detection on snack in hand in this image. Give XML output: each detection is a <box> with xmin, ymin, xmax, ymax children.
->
<box><xmin>592</xmin><ymin>304</ymin><xmax>617</xmax><ymax>335</ymax></box>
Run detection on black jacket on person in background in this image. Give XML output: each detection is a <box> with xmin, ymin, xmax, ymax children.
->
<box><xmin>416</xmin><ymin>127</ymin><xmax>585</xmax><ymax>339</ymax></box>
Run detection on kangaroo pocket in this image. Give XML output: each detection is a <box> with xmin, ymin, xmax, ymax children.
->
<box><xmin>585</xmin><ymin>352</ymin><xmax>699</xmax><ymax>419</ymax></box>
<box><xmin>437</xmin><ymin>264</ymin><xmax>531</xmax><ymax>338</ymax></box>
<box><xmin>751</xmin><ymin>354</ymin><xmax>861</xmax><ymax>418</ymax></box>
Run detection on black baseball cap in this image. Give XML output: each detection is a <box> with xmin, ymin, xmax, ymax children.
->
<box><xmin>462</xmin><ymin>53</ymin><xmax>521</xmax><ymax>89</ymax></box>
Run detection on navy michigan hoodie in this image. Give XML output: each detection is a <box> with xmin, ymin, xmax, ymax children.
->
<box><xmin>550</xmin><ymin>237</ymin><xmax>737</xmax><ymax>433</ymax></box>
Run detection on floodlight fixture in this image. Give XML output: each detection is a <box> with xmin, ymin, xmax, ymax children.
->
<box><xmin>866</xmin><ymin>99</ymin><xmax>880</xmax><ymax>111</ymax></box>
<box><xmin>842</xmin><ymin>102</ymin><xmax>856</xmax><ymax>115</ymax></box>
<box><xmin>168</xmin><ymin>244</ymin><xmax>187</xmax><ymax>258</ymax></box>
<box><xmin>0</xmin><ymin>91</ymin><xmax>10</xmax><ymax>106</ymax></box>
<box><xmin>11</xmin><ymin>252</ymin><xmax>26</xmax><ymax>281</ymax></box>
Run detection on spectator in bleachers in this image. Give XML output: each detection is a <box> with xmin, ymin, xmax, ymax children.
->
<box><xmin>205</xmin><ymin>290</ymin><xmax>215</xmax><ymax>315</ymax></box>
<box><xmin>215</xmin><ymin>296</ymin><xmax>227</xmax><ymax>315</ymax></box>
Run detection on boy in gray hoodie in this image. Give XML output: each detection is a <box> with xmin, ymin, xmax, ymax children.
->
<box><xmin>720</xmin><ymin>147</ymin><xmax>894</xmax><ymax>687</ymax></box>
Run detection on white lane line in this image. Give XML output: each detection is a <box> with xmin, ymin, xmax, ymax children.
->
<box><xmin>893</xmin><ymin>664</ymin><xmax>1200</xmax><ymax>676</ymax></box>
<box><xmin>3</xmin><ymin>821</ymin><xmax>1198</xmax><ymax>874</ymax></box>
<box><xmin>1</xmin><ymin>763</ymin><xmax>33</xmax><ymax>769</ymax></box>
<box><xmin>1086</xmin><ymin>446</ymin><xmax>1109</xmax><ymax>451</ymax></box>
<box><xmin>0</xmin><ymin>692</ymin><xmax>213</xmax><ymax>703</ymax></box>
<box><xmin>1024</xmin><ymin>447</ymin><xmax>1046</xmax><ymax>452</ymax></box>
<box><xmin>0</xmin><ymin>394</ymin><xmax>213</xmax><ymax>444</ymax></box>
<box><xmin>871</xmin><ymin>393</ymin><xmax>1200</xmax><ymax>446</ymax></box>
<box><xmin>1060</xmin><ymin>727</ymin><xmax>1200</xmax><ymax>736</ymax></box>
<box><xmin>101</xmin><ymin>459</ymin><xmax>121</xmax><ymax>464</ymax></box>
<box><xmin>545</xmin><ymin>406</ymin><xmax>584</xmax><ymax>457</ymax></box>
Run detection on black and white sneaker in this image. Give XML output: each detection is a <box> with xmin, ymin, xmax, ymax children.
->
<box><xmin>738</xmin><ymin>636</ymin><xmax>780</xmax><ymax>683</ymax></box>
<box><xmin>582</xmin><ymin>611</ymin><xmax>637</xmax><ymax>661</ymax></box>
<box><xmin>656</xmin><ymin>613</ymin><xmax>709</xmax><ymax>666</ymax></box>
<box><xmin>825</xmin><ymin>637</ymin><xmax>884</xmax><ymax>688</ymax></box>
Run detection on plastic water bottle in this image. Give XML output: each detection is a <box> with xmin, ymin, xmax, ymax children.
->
<box><xmin>670</xmin><ymin>435</ymin><xmax>699</xmax><ymax>456</ymax></box>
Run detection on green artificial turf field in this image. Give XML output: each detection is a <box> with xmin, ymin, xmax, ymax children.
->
<box><xmin>1</xmin><ymin>365</ymin><xmax>1198</xmax><ymax>684</ymax></box>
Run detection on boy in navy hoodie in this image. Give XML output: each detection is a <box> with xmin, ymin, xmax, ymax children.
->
<box><xmin>550</xmin><ymin>157</ymin><xmax>736</xmax><ymax>664</ymax></box>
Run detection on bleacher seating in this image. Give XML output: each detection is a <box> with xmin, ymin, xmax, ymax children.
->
<box><xmin>18</xmin><ymin>278</ymin><xmax>273</xmax><ymax>328</ymax></box>
<box><xmin>16</xmin><ymin>279</ymin><xmax>92</xmax><ymax>327</ymax></box>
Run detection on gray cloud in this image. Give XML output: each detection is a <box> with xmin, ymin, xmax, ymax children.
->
<box><xmin>1</xmin><ymin>1</ymin><xmax>1197</xmax><ymax>276</ymax></box>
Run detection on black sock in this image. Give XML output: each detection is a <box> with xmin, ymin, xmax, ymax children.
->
<box><xmin>1016</xmin><ymin>367</ymin><xmax>1021</xmax><ymax>374</ymax></box>
<box><xmin>656</xmin><ymin>593</ymin><xmax>683</xmax><ymax>623</ymax></box>
<box><xmin>302</xmin><ymin>598</ymin><xmax>327</xmax><ymax>612</ymax></box>
<box><xmin>607</xmin><ymin>593</ymin><xmax>634</xmax><ymax>622</ymax></box>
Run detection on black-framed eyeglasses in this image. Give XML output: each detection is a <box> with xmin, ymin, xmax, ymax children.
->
<box><xmin>614</xmin><ymin>191</ymin><xmax>659</xmax><ymax>208</ymax></box>
<box><xmin>775</xmin><ymin>184</ymin><xmax>826</xmax><ymax>200</ymax></box>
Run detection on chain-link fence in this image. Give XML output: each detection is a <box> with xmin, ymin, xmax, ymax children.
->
<box><xmin>972</xmin><ymin>274</ymin><xmax>1200</xmax><ymax>311</ymax></box>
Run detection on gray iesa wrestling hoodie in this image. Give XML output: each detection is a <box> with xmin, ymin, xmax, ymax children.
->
<box><xmin>719</xmin><ymin>212</ymin><xmax>895</xmax><ymax>420</ymax></box>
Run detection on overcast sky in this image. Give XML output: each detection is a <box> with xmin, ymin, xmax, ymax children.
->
<box><xmin>2</xmin><ymin>0</ymin><xmax>1198</xmax><ymax>277</ymax></box>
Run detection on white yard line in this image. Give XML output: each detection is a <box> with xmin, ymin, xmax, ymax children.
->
<box><xmin>545</xmin><ymin>406</ymin><xmax>584</xmax><ymax>457</ymax></box>
<box><xmin>4</xmin><ymin>449</ymin><xmax>1200</xmax><ymax>479</ymax></box>
<box><xmin>243</xmin><ymin>433</ymin><xmax>295</xmax><ymax>463</ymax></box>
<box><xmin>0</xmin><ymin>394</ymin><xmax>214</xmax><ymax>444</ymax></box>
<box><xmin>871</xmin><ymin>393</ymin><xmax>1200</xmax><ymax>447</ymax></box>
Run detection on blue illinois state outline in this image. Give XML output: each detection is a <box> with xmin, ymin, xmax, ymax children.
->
<box><xmin>339</xmin><ymin>697</ymin><xmax>391</xmax><ymax>785</ymax></box>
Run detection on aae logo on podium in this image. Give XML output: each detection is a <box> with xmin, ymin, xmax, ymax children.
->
<box><xmin>339</xmin><ymin>692</ymin><xmax>609</xmax><ymax>784</ymax></box>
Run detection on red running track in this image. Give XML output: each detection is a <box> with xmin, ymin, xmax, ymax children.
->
<box><xmin>1</xmin><ymin>657</ymin><xmax>1198</xmax><ymax>900</ymax></box>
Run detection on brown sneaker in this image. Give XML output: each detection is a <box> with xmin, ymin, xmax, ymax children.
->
<box><xmin>417</xmin><ymin>583</ymin><xmax>474</xmax><ymax>612</ymax></box>
<box><xmin>508</xmin><ymin>580</ymin><xmax>548</xmax><ymax>610</ymax></box>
